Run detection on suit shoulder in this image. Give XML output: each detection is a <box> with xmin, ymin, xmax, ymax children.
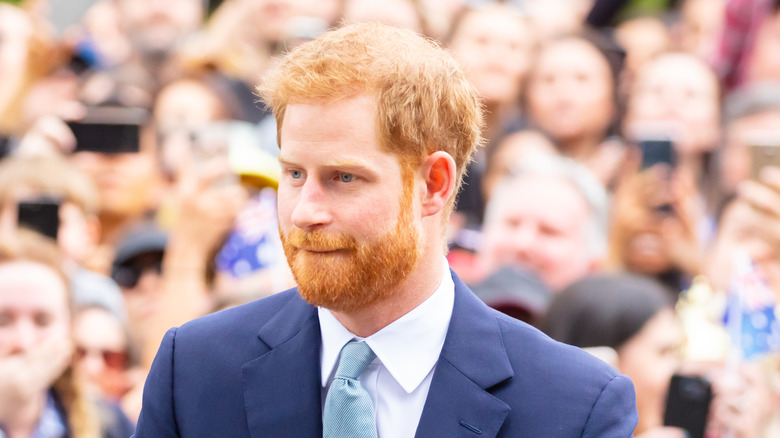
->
<box><xmin>494</xmin><ymin>311</ymin><xmax>621</xmax><ymax>383</ymax></box>
<box><xmin>176</xmin><ymin>288</ymin><xmax>303</xmax><ymax>341</ymax></box>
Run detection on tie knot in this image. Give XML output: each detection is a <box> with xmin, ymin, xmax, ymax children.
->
<box><xmin>335</xmin><ymin>341</ymin><xmax>376</xmax><ymax>380</ymax></box>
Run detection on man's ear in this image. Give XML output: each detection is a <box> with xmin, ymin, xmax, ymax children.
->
<box><xmin>419</xmin><ymin>151</ymin><xmax>457</xmax><ymax>217</ymax></box>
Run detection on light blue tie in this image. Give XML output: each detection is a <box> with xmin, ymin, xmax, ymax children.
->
<box><xmin>323</xmin><ymin>341</ymin><xmax>378</xmax><ymax>438</ymax></box>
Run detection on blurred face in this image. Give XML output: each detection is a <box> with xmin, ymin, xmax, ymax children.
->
<box><xmin>526</xmin><ymin>39</ymin><xmax>615</xmax><ymax>148</ymax></box>
<box><xmin>70</xmin><ymin>134</ymin><xmax>161</xmax><ymax>218</ymax></box>
<box><xmin>618</xmin><ymin>309</ymin><xmax>683</xmax><ymax>434</ymax></box>
<box><xmin>58</xmin><ymin>202</ymin><xmax>98</xmax><ymax>265</ymax></box>
<box><xmin>73</xmin><ymin>307</ymin><xmax>128</xmax><ymax>398</ymax></box>
<box><xmin>680</xmin><ymin>0</ymin><xmax>725</xmax><ymax>58</ymax></box>
<box><xmin>450</xmin><ymin>7</ymin><xmax>534</xmax><ymax>106</ymax></box>
<box><xmin>154</xmin><ymin>80</ymin><xmax>230</xmax><ymax>179</ymax></box>
<box><xmin>479</xmin><ymin>174</ymin><xmax>595</xmax><ymax>291</ymax></box>
<box><xmin>114</xmin><ymin>252</ymin><xmax>164</xmax><ymax>329</ymax></box>
<box><xmin>118</xmin><ymin>0</ymin><xmax>203</xmax><ymax>54</ymax></box>
<box><xmin>625</xmin><ymin>54</ymin><xmax>720</xmax><ymax>156</ymax></box>
<box><xmin>0</xmin><ymin>261</ymin><xmax>70</xmax><ymax>356</ymax></box>
<box><xmin>277</xmin><ymin>94</ymin><xmax>421</xmax><ymax>312</ymax></box>
<box><xmin>721</xmin><ymin>111</ymin><xmax>780</xmax><ymax>196</ymax></box>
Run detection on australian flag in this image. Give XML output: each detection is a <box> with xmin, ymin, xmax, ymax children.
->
<box><xmin>215</xmin><ymin>188</ymin><xmax>286</xmax><ymax>278</ymax></box>
<box><xmin>724</xmin><ymin>251</ymin><xmax>780</xmax><ymax>360</ymax></box>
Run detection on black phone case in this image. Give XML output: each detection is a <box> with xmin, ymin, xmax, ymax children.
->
<box><xmin>663</xmin><ymin>374</ymin><xmax>712</xmax><ymax>438</ymax></box>
<box><xmin>17</xmin><ymin>200</ymin><xmax>60</xmax><ymax>240</ymax></box>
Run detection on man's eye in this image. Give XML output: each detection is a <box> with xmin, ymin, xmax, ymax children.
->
<box><xmin>291</xmin><ymin>170</ymin><xmax>302</xmax><ymax>179</ymax></box>
<box><xmin>339</xmin><ymin>173</ymin><xmax>354</xmax><ymax>183</ymax></box>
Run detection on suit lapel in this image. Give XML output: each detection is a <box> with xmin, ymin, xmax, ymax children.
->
<box><xmin>415</xmin><ymin>271</ymin><xmax>513</xmax><ymax>438</ymax></box>
<box><xmin>242</xmin><ymin>291</ymin><xmax>323</xmax><ymax>438</ymax></box>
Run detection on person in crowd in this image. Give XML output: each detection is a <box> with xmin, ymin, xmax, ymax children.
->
<box><xmin>111</xmin><ymin>0</ymin><xmax>205</xmax><ymax>88</ymax></box>
<box><xmin>525</xmin><ymin>32</ymin><xmax>625</xmax><ymax>186</ymax></box>
<box><xmin>68</xmin><ymin>113</ymin><xmax>163</xmax><ymax>259</ymax></box>
<box><xmin>0</xmin><ymin>3</ymin><xmax>59</xmax><ymax>137</ymax></box>
<box><xmin>718</xmin><ymin>81</ymin><xmax>780</xmax><ymax>204</ymax></box>
<box><xmin>624</xmin><ymin>52</ymin><xmax>722</xmax><ymax>207</ymax></box>
<box><xmin>134</xmin><ymin>22</ymin><xmax>637</xmax><ymax>437</ymax></box>
<box><xmin>677</xmin><ymin>0</ymin><xmax>725</xmax><ymax>58</ymax></box>
<box><xmin>153</xmin><ymin>74</ymin><xmax>246</xmax><ymax>182</ymax></box>
<box><xmin>607</xmin><ymin>159</ymin><xmax>706</xmax><ymax>293</ymax></box>
<box><xmin>0</xmin><ymin>155</ymin><xmax>126</xmax><ymax>319</ymax></box>
<box><xmin>446</xmin><ymin>129</ymin><xmax>558</xmax><ymax>283</ymax></box>
<box><xmin>447</xmin><ymin>3</ymin><xmax>536</xmax><ymax>225</ymax></box>
<box><xmin>477</xmin><ymin>155</ymin><xmax>610</xmax><ymax>293</ymax></box>
<box><xmin>72</xmin><ymin>305</ymin><xmax>140</xmax><ymax>404</ymax></box>
<box><xmin>110</xmin><ymin>222</ymin><xmax>168</xmax><ymax>352</ymax></box>
<box><xmin>116</xmin><ymin>0</ymin><xmax>204</xmax><ymax>59</ymax></box>
<box><xmin>0</xmin><ymin>230</ymin><xmax>133</xmax><ymax>438</ymax></box>
<box><xmin>542</xmin><ymin>274</ymin><xmax>685</xmax><ymax>437</ymax></box>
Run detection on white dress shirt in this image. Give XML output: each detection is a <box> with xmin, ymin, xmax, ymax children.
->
<box><xmin>318</xmin><ymin>257</ymin><xmax>455</xmax><ymax>438</ymax></box>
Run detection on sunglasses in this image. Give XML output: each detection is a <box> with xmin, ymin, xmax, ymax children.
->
<box><xmin>74</xmin><ymin>346</ymin><xmax>129</xmax><ymax>370</ymax></box>
<box><xmin>111</xmin><ymin>260</ymin><xmax>162</xmax><ymax>289</ymax></box>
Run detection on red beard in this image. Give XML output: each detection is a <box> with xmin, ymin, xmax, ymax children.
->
<box><xmin>280</xmin><ymin>191</ymin><xmax>420</xmax><ymax>313</ymax></box>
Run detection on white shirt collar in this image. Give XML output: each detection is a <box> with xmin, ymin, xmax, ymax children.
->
<box><xmin>319</xmin><ymin>257</ymin><xmax>454</xmax><ymax>393</ymax></box>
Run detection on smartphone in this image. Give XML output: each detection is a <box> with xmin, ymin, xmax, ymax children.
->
<box><xmin>638</xmin><ymin>138</ymin><xmax>675</xmax><ymax>170</ymax></box>
<box><xmin>68</xmin><ymin>107</ymin><xmax>148</xmax><ymax>154</ymax></box>
<box><xmin>17</xmin><ymin>198</ymin><xmax>61</xmax><ymax>241</ymax></box>
<box><xmin>663</xmin><ymin>374</ymin><xmax>712</xmax><ymax>438</ymax></box>
<box><xmin>749</xmin><ymin>132</ymin><xmax>780</xmax><ymax>180</ymax></box>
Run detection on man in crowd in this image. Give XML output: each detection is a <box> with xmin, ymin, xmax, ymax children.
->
<box><xmin>134</xmin><ymin>22</ymin><xmax>637</xmax><ymax>437</ymax></box>
<box><xmin>479</xmin><ymin>156</ymin><xmax>610</xmax><ymax>293</ymax></box>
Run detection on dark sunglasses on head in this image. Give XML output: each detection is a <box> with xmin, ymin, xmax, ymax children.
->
<box><xmin>74</xmin><ymin>346</ymin><xmax>129</xmax><ymax>370</ymax></box>
<box><xmin>111</xmin><ymin>260</ymin><xmax>162</xmax><ymax>289</ymax></box>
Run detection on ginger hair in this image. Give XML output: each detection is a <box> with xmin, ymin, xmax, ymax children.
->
<box><xmin>257</xmin><ymin>22</ymin><xmax>484</xmax><ymax>216</ymax></box>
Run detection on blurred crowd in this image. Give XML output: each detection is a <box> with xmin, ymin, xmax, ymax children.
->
<box><xmin>1</xmin><ymin>0</ymin><xmax>780</xmax><ymax>436</ymax></box>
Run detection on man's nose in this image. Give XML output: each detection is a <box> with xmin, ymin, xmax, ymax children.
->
<box><xmin>8</xmin><ymin>318</ymin><xmax>38</xmax><ymax>354</ymax></box>
<box><xmin>509</xmin><ymin>224</ymin><xmax>537</xmax><ymax>261</ymax></box>
<box><xmin>291</xmin><ymin>180</ymin><xmax>333</xmax><ymax>231</ymax></box>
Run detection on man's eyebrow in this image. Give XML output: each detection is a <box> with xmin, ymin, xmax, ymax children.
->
<box><xmin>278</xmin><ymin>157</ymin><xmax>373</xmax><ymax>170</ymax></box>
<box><xmin>321</xmin><ymin>159</ymin><xmax>372</xmax><ymax>170</ymax></box>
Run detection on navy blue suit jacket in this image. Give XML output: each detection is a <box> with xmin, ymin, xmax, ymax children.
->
<box><xmin>134</xmin><ymin>272</ymin><xmax>638</xmax><ymax>437</ymax></box>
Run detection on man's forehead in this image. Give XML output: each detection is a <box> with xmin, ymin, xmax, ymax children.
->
<box><xmin>499</xmin><ymin>174</ymin><xmax>590</xmax><ymax>216</ymax></box>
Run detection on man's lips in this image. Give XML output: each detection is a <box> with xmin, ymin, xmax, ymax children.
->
<box><xmin>298</xmin><ymin>247</ymin><xmax>348</xmax><ymax>254</ymax></box>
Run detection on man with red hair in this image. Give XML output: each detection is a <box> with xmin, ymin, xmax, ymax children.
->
<box><xmin>134</xmin><ymin>22</ymin><xmax>637</xmax><ymax>437</ymax></box>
